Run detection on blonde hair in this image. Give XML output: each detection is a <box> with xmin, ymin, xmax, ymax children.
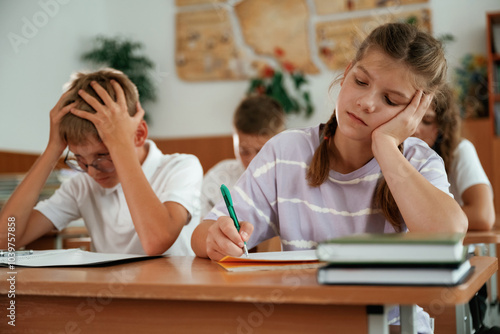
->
<box><xmin>306</xmin><ymin>23</ymin><xmax>447</xmax><ymax>232</ymax></box>
<box><xmin>59</xmin><ymin>68</ymin><xmax>139</xmax><ymax>145</ymax></box>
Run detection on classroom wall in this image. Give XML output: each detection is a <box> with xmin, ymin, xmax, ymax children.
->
<box><xmin>0</xmin><ymin>0</ymin><xmax>499</xmax><ymax>153</ymax></box>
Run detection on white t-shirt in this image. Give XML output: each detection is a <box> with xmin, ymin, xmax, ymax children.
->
<box><xmin>200</xmin><ymin>159</ymin><xmax>245</xmax><ymax>218</ymax></box>
<box><xmin>35</xmin><ymin>140</ymin><xmax>203</xmax><ymax>255</ymax></box>
<box><xmin>448</xmin><ymin>139</ymin><xmax>492</xmax><ymax>206</ymax></box>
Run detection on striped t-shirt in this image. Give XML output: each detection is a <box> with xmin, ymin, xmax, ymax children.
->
<box><xmin>205</xmin><ymin>125</ymin><xmax>451</xmax><ymax>251</ymax></box>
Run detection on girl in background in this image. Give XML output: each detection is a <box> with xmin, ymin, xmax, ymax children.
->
<box><xmin>414</xmin><ymin>83</ymin><xmax>495</xmax><ymax>230</ymax></box>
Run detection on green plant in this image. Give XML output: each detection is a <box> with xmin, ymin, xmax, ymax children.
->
<box><xmin>454</xmin><ymin>54</ymin><xmax>489</xmax><ymax>118</ymax></box>
<box><xmin>81</xmin><ymin>36</ymin><xmax>157</xmax><ymax>119</ymax></box>
<box><xmin>247</xmin><ymin>47</ymin><xmax>314</xmax><ymax>118</ymax></box>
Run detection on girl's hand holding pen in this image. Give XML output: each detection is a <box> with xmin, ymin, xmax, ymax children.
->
<box><xmin>206</xmin><ymin>216</ymin><xmax>253</xmax><ymax>261</ymax></box>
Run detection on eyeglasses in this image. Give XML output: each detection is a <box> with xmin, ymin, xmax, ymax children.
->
<box><xmin>64</xmin><ymin>150</ymin><xmax>115</xmax><ymax>173</ymax></box>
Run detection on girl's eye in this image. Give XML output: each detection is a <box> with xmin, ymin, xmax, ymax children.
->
<box><xmin>355</xmin><ymin>78</ymin><xmax>367</xmax><ymax>86</ymax></box>
<box><xmin>385</xmin><ymin>96</ymin><xmax>397</xmax><ymax>106</ymax></box>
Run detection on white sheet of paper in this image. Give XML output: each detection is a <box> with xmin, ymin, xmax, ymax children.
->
<box><xmin>222</xmin><ymin>249</ymin><xmax>318</xmax><ymax>262</ymax></box>
<box><xmin>0</xmin><ymin>249</ymin><xmax>158</xmax><ymax>267</ymax></box>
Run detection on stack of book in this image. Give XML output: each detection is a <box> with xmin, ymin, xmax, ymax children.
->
<box><xmin>316</xmin><ymin>232</ymin><xmax>473</xmax><ymax>286</ymax></box>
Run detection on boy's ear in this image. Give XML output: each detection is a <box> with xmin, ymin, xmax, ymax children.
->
<box><xmin>134</xmin><ymin>120</ymin><xmax>148</xmax><ymax>147</ymax></box>
<box><xmin>340</xmin><ymin>62</ymin><xmax>353</xmax><ymax>86</ymax></box>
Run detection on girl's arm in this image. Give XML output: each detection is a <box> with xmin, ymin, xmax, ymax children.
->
<box><xmin>0</xmin><ymin>93</ymin><xmax>76</xmax><ymax>248</ymax></box>
<box><xmin>372</xmin><ymin>91</ymin><xmax>467</xmax><ymax>233</ymax></box>
<box><xmin>462</xmin><ymin>184</ymin><xmax>495</xmax><ymax>231</ymax></box>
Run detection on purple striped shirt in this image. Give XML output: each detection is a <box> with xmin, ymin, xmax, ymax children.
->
<box><xmin>205</xmin><ymin>125</ymin><xmax>451</xmax><ymax>251</ymax></box>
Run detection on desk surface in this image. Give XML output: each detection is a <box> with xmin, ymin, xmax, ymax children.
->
<box><xmin>5</xmin><ymin>256</ymin><xmax>497</xmax><ymax>306</ymax></box>
<box><xmin>464</xmin><ymin>217</ymin><xmax>500</xmax><ymax>244</ymax></box>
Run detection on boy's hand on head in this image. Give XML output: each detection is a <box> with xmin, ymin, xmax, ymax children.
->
<box><xmin>70</xmin><ymin>80</ymin><xmax>145</xmax><ymax>148</ymax></box>
<box><xmin>206</xmin><ymin>216</ymin><xmax>253</xmax><ymax>261</ymax></box>
<box><xmin>372</xmin><ymin>90</ymin><xmax>433</xmax><ymax>147</ymax></box>
<box><xmin>48</xmin><ymin>90</ymin><xmax>76</xmax><ymax>154</ymax></box>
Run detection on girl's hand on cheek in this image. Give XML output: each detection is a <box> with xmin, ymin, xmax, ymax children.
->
<box><xmin>372</xmin><ymin>90</ymin><xmax>433</xmax><ymax>147</ymax></box>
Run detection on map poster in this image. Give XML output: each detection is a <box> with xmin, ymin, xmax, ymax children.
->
<box><xmin>313</xmin><ymin>0</ymin><xmax>429</xmax><ymax>15</ymax></box>
<box><xmin>175</xmin><ymin>8</ymin><xmax>248</xmax><ymax>81</ymax></box>
<box><xmin>316</xmin><ymin>8</ymin><xmax>431</xmax><ymax>70</ymax></box>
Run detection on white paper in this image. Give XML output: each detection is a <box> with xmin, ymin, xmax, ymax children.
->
<box><xmin>0</xmin><ymin>249</ymin><xmax>158</xmax><ymax>267</ymax></box>
<box><xmin>224</xmin><ymin>249</ymin><xmax>318</xmax><ymax>262</ymax></box>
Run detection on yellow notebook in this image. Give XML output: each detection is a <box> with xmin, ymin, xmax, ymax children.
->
<box><xmin>216</xmin><ymin>250</ymin><xmax>322</xmax><ymax>272</ymax></box>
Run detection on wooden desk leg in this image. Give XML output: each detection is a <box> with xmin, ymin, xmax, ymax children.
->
<box><xmin>455</xmin><ymin>304</ymin><xmax>473</xmax><ymax>334</ymax></box>
<box><xmin>367</xmin><ymin>305</ymin><xmax>389</xmax><ymax>334</ymax></box>
<box><xmin>400</xmin><ymin>305</ymin><xmax>417</xmax><ymax>334</ymax></box>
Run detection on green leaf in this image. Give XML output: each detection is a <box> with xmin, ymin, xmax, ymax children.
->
<box><xmin>81</xmin><ymin>35</ymin><xmax>158</xmax><ymax>115</ymax></box>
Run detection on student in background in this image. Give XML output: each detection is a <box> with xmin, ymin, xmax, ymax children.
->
<box><xmin>0</xmin><ymin>69</ymin><xmax>203</xmax><ymax>256</ymax></box>
<box><xmin>414</xmin><ymin>83</ymin><xmax>495</xmax><ymax>230</ymax></box>
<box><xmin>200</xmin><ymin>95</ymin><xmax>286</xmax><ymax>218</ymax></box>
<box><xmin>415</xmin><ymin>83</ymin><xmax>497</xmax><ymax>334</ymax></box>
<box><xmin>192</xmin><ymin>22</ymin><xmax>467</xmax><ymax>333</ymax></box>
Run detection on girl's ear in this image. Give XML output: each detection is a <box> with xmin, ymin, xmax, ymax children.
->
<box><xmin>341</xmin><ymin>62</ymin><xmax>353</xmax><ymax>86</ymax></box>
<box><xmin>134</xmin><ymin>120</ymin><xmax>148</xmax><ymax>147</ymax></box>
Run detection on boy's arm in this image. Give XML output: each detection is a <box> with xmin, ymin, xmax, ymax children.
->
<box><xmin>0</xmin><ymin>93</ymin><xmax>75</xmax><ymax>248</ymax></box>
<box><xmin>0</xmin><ymin>151</ymin><xmax>62</xmax><ymax>248</ymax></box>
<box><xmin>462</xmin><ymin>184</ymin><xmax>495</xmax><ymax>231</ymax></box>
<box><xmin>71</xmin><ymin>81</ymin><xmax>195</xmax><ymax>255</ymax></box>
<box><xmin>109</xmin><ymin>143</ymin><xmax>193</xmax><ymax>255</ymax></box>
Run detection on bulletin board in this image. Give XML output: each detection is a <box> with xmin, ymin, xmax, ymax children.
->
<box><xmin>175</xmin><ymin>8</ymin><xmax>247</xmax><ymax>81</ymax></box>
<box><xmin>234</xmin><ymin>0</ymin><xmax>319</xmax><ymax>75</ymax></box>
<box><xmin>174</xmin><ymin>0</ymin><xmax>433</xmax><ymax>81</ymax></box>
<box><xmin>316</xmin><ymin>8</ymin><xmax>432</xmax><ymax>71</ymax></box>
<box><xmin>313</xmin><ymin>0</ymin><xmax>429</xmax><ymax>15</ymax></box>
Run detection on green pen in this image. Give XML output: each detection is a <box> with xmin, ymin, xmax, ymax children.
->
<box><xmin>220</xmin><ymin>184</ymin><xmax>249</xmax><ymax>257</ymax></box>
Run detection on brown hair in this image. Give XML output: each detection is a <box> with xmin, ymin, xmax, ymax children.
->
<box><xmin>307</xmin><ymin>23</ymin><xmax>447</xmax><ymax>232</ymax></box>
<box><xmin>233</xmin><ymin>95</ymin><xmax>286</xmax><ymax>137</ymax></box>
<box><xmin>430</xmin><ymin>84</ymin><xmax>462</xmax><ymax>171</ymax></box>
<box><xmin>59</xmin><ymin>68</ymin><xmax>139</xmax><ymax>145</ymax></box>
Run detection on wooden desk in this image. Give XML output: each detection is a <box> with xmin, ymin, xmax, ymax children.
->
<box><xmin>0</xmin><ymin>256</ymin><xmax>496</xmax><ymax>334</ymax></box>
<box><xmin>463</xmin><ymin>223</ymin><xmax>500</xmax><ymax>329</ymax></box>
<box><xmin>464</xmin><ymin>225</ymin><xmax>500</xmax><ymax>298</ymax></box>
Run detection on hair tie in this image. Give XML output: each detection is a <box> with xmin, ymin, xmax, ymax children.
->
<box><xmin>324</xmin><ymin>136</ymin><xmax>329</xmax><ymax>141</ymax></box>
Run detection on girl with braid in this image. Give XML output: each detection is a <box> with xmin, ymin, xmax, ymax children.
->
<box><xmin>192</xmin><ymin>22</ymin><xmax>467</xmax><ymax>332</ymax></box>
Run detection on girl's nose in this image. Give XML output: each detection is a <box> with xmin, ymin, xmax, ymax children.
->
<box><xmin>357</xmin><ymin>93</ymin><xmax>376</xmax><ymax>113</ymax></box>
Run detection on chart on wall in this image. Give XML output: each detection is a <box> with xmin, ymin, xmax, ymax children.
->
<box><xmin>317</xmin><ymin>8</ymin><xmax>432</xmax><ymax>70</ymax></box>
<box><xmin>174</xmin><ymin>0</ymin><xmax>430</xmax><ymax>81</ymax></box>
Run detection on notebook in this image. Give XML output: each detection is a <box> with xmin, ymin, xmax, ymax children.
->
<box><xmin>216</xmin><ymin>250</ymin><xmax>322</xmax><ymax>272</ymax></box>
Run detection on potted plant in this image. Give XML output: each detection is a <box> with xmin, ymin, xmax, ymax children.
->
<box><xmin>81</xmin><ymin>36</ymin><xmax>157</xmax><ymax>121</ymax></box>
<box><xmin>247</xmin><ymin>47</ymin><xmax>314</xmax><ymax>118</ymax></box>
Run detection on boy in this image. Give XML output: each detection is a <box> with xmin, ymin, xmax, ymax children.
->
<box><xmin>0</xmin><ymin>69</ymin><xmax>203</xmax><ymax>256</ymax></box>
<box><xmin>200</xmin><ymin>95</ymin><xmax>285</xmax><ymax>218</ymax></box>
